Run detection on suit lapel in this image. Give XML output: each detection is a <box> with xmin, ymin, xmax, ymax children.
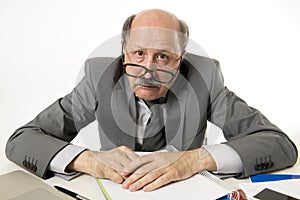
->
<box><xmin>111</xmin><ymin>75</ymin><xmax>136</xmax><ymax>150</ymax></box>
<box><xmin>165</xmin><ymin>76</ymin><xmax>188</xmax><ymax>151</ymax></box>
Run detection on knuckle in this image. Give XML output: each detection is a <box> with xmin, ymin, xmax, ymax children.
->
<box><xmin>119</xmin><ymin>146</ymin><xmax>130</xmax><ymax>151</ymax></box>
<box><xmin>160</xmin><ymin>174</ymin><xmax>170</xmax><ymax>183</ymax></box>
<box><xmin>168</xmin><ymin>168</ymin><xmax>179</xmax><ymax>180</ymax></box>
<box><xmin>111</xmin><ymin>174</ymin><xmax>123</xmax><ymax>184</ymax></box>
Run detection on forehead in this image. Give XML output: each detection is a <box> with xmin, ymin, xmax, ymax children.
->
<box><xmin>124</xmin><ymin>28</ymin><xmax>185</xmax><ymax>56</ymax></box>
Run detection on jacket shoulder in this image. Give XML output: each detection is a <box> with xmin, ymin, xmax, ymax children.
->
<box><xmin>185</xmin><ymin>53</ymin><xmax>220</xmax><ymax>69</ymax></box>
<box><xmin>183</xmin><ymin>53</ymin><xmax>223</xmax><ymax>87</ymax></box>
<box><xmin>83</xmin><ymin>57</ymin><xmax>120</xmax><ymax>90</ymax></box>
<box><xmin>85</xmin><ymin>57</ymin><xmax>116</xmax><ymax>75</ymax></box>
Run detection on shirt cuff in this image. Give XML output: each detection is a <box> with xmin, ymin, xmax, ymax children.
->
<box><xmin>49</xmin><ymin>144</ymin><xmax>86</xmax><ymax>174</ymax></box>
<box><xmin>202</xmin><ymin>144</ymin><xmax>243</xmax><ymax>174</ymax></box>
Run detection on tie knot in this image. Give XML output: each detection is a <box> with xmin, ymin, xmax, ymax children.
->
<box><xmin>144</xmin><ymin>96</ymin><xmax>167</xmax><ymax>108</ymax></box>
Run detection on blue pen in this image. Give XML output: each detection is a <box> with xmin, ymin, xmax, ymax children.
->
<box><xmin>250</xmin><ymin>174</ymin><xmax>300</xmax><ymax>182</ymax></box>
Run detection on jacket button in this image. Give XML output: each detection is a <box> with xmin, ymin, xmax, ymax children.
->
<box><xmin>29</xmin><ymin>164</ymin><xmax>34</xmax><ymax>171</ymax></box>
<box><xmin>262</xmin><ymin>162</ymin><xmax>269</xmax><ymax>169</ymax></box>
<box><xmin>268</xmin><ymin>161</ymin><xmax>274</xmax><ymax>168</ymax></box>
<box><xmin>254</xmin><ymin>164</ymin><xmax>261</xmax><ymax>171</ymax></box>
<box><xmin>22</xmin><ymin>160</ymin><xmax>28</xmax><ymax>168</ymax></box>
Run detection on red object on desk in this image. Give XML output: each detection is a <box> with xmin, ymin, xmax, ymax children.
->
<box><xmin>230</xmin><ymin>189</ymin><xmax>247</xmax><ymax>200</ymax></box>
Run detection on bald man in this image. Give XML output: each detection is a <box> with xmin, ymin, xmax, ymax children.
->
<box><xmin>6</xmin><ymin>9</ymin><xmax>298</xmax><ymax>192</ymax></box>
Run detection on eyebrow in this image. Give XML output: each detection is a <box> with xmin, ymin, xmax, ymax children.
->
<box><xmin>158</xmin><ymin>49</ymin><xmax>175</xmax><ymax>54</ymax></box>
<box><xmin>125</xmin><ymin>42</ymin><xmax>179</xmax><ymax>56</ymax></box>
<box><xmin>128</xmin><ymin>46</ymin><xmax>174</xmax><ymax>54</ymax></box>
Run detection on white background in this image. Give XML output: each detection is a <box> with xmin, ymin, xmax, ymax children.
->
<box><xmin>1</xmin><ymin>0</ymin><xmax>299</xmax><ymax>167</ymax></box>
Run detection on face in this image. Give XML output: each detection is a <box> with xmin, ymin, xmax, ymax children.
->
<box><xmin>123</xmin><ymin>28</ymin><xmax>183</xmax><ymax>101</ymax></box>
<box><xmin>124</xmin><ymin>48</ymin><xmax>181</xmax><ymax>101</ymax></box>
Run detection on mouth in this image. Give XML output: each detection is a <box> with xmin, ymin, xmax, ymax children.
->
<box><xmin>139</xmin><ymin>84</ymin><xmax>160</xmax><ymax>89</ymax></box>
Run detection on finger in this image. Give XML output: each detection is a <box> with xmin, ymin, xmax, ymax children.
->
<box><xmin>143</xmin><ymin>172</ymin><xmax>174</xmax><ymax>192</ymax></box>
<box><xmin>134</xmin><ymin>161</ymin><xmax>158</xmax><ymax>174</ymax></box>
<box><xmin>122</xmin><ymin>155</ymin><xmax>153</xmax><ymax>175</ymax></box>
<box><xmin>125</xmin><ymin>151</ymin><xmax>140</xmax><ymax>161</ymax></box>
<box><xmin>119</xmin><ymin>152</ymin><xmax>140</xmax><ymax>167</ymax></box>
<box><xmin>122</xmin><ymin>172</ymin><xmax>145</xmax><ymax>189</ymax></box>
<box><xmin>119</xmin><ymin>156</ymin><xmax>135</xmax><ymax>167</ymax></box>
<box><xmin>103</xmin><ymin>167</ymin><xmax>125</xmax><ymax>184</ymax></box>
<box><xmin>127</xmin><ymin>170</ymin><xmax>162</xmax><ymax>192</ymax></box>
<box><xmin>117</xmin><ymin>146</ymin><xmax>139</xmax><ymax>166</ymax></box>
<box><xmin>120</xmin><ymin>162</ymin><xmax>157</xmax><ymax>178</ymax></box>
<box><xmin>122</xmin><ymin>162</ymin><xmax>159</xmax><ymax>190</ymax></box>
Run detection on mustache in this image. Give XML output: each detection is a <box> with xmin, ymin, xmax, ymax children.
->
<box><xmin>135</xmin><ymin>78</ymin><xmax>161</xmax><ymax>87</ymax></box>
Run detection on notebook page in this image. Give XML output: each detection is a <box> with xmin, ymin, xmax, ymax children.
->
<box><xmin>97</xmin><ymin>173</ymin><xmax>229</xmax><ymax>200</ymax></box>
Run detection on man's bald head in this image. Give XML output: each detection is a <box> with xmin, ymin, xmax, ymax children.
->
<box><xmin>131</xmin><ymin>9</ymin><xmax>181</xmax><ymax>32</ymax></box>
<box><xmin>121</xmin><ymin>9</ymin><xmax>189</xmax><ymax>52</ymax></box>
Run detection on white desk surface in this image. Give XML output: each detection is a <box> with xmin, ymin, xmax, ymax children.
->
<box><xmin>1</xmin><ymin>151</ymin><xmax>299</xmax><ymax>200</ymax></box>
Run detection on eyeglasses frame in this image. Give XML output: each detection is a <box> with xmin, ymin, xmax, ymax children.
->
<box><xmin>123</xmin><ymin>56</ymin><xmax>183</xmax><ymax>84</ymax></box>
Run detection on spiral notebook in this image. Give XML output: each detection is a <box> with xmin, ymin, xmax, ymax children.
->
<box><xmin>96</xmin><ymin>170</ymin><xmax>232</xmax><ymax>200</ymax></box>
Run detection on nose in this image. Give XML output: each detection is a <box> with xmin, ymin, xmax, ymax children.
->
<box><xmin>143</xmin><ymin>71</ymin><xmax>153</xmax><ymax>79</ymax></box>
<box><xmin>145</xmin><ymin>55</ymin><xmax>155</xmax><ymax>68</ymax></box>
<box><xmin>143</xmin><ymin>55</ymin><xmax>155</xmax><ymax>79</ymax></box>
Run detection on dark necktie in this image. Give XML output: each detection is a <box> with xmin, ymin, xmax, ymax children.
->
<box><xmin>135</xmin><ymin>97</ymin><xmax>167</xmax><ymax>151</ymax></box>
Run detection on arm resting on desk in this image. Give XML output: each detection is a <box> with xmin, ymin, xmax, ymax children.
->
<box><xmin>208</xmin><ymin>86</ymin><xmax>298</xmax><ymax>178</ymax></box>
<box><xmin>5</xmin><ymin>59</ymin><xmax>98</xmax><ymax>179</ymax></box>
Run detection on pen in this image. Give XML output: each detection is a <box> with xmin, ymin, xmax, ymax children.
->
<box><xmin>54</xmin><ymin>185</ymin><xmax>90</xmax><ymax>200</ymax></box>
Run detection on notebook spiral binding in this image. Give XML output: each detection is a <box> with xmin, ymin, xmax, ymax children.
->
<box><xmin>200</xmin><ymin>170</ymin><xmax>233</xmax><ymax>191</ymax></box>
<box><xmin>200</xmin><ymin>170</ymin><xmax>243</xmax><ymax>200</ymax></box>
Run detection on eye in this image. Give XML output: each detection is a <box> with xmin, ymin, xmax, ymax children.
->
<box><xmin>157</xmin><ymin>54</ymin><xmax>169</xmax><ymax>60</ymax></box>
<box><xmin>135</xmin><ymin>51</ymin><xmax>144</xmax><ymax>57</ymax></box>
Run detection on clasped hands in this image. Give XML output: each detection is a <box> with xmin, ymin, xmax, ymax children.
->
<box><xmin>68</xmin><ymin>146</ymin><xmax>216</xmax><ymax>192</ymax></box>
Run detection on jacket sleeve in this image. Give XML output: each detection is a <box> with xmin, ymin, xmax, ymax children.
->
<box><xmin>207</xmin><ymin>61</ymin><xmax>298</xmax><ymax>178</ymax></box>
<box><xmin>5</xmin><ymin>59</ymin><xmax>98</xmax><ymax>179</ymax></box>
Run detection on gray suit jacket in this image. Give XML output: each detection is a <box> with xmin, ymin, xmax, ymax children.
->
<box><xmin>6</xmin><ymin>53</ymin><xmax>298</xmax><ymax>179</ymax></box>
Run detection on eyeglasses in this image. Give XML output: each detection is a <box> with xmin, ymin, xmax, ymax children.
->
<box><xmin>123</xmin><ymin>57</ymin><xmax>182</xmax><ymax>84</ymax></box>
